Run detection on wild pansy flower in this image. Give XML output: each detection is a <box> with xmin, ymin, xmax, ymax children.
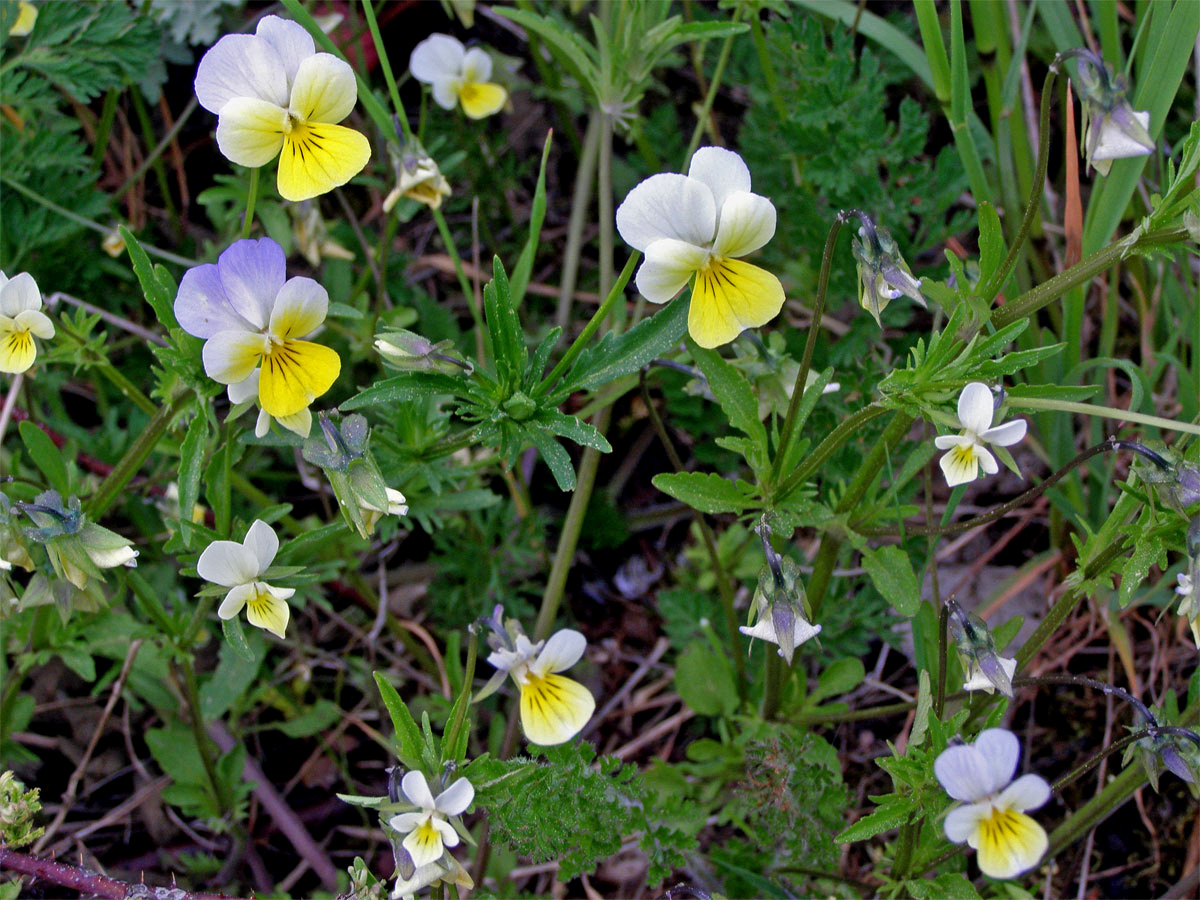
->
<box><xmin>175</xmin><ymin>238</ymin><xmax>340</xmax><ymax>422</ymax></box>
<box><xmin>935</xmin><ymin>728</ymin><xmax>1051</xmax><ymax>880</ymax></box>
<box><xmin>740</xmin><ymin>524</ymin><xmax>820</xmax><ymax>664</ymax></box>
<box><xmin>383</xmin><ymin>143</ymin><xmax>452</xmax><ymax>212</ymax></box>
<box><xmin>387</xmin><ymin>771</ymin><xmax>474</xmax><ymax>869</ymax></box>
<box><xmin>197</xmin><ymin>519</ymin><xmax>293</xmax><ymax>638</ymax></box>
<box><xmin>616</xmin><ymin>146</ymin><xmax>784</xmax><ymax>349</ymax></box>
<box><xmin>935</xmin><ymin>383</ymin><xmax>1027</xmax><ymax>488</ymax></box>
<box><xmin>0</xmin><ymin>271</ymin><xmax>54</xmax><ymax>375</ymax></box>
<box><xmin>479</xmin><ymin>608</ymin><xmax>595</xmax><ymax>746</ymax></box>
<box><xmin>947</xmin><ymin>598</ymin><xmax>1016</xmax><ymax>697</ymax></box>
<box><xmin>850</xmin><ymin>216</ymin><xmax>926</xmax><ymax>327</ymax></box>
<box><xmin>1069</xmin><ymin>49</ymin><xmax>1154</xmax><ymax>176</ymax></box>
<box><xmin>194</xmin><ymin>15</ymin><xmax>371</xmax><ymax>201</ymax></box>
<box><xmin>409</xmin><ymin>34</ymin><xmax>507</xmax><ymax>119</ymax></box>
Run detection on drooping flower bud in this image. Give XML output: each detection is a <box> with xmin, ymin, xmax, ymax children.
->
<box><xmin>19</xmin><ymin>491</ymin><xmax>138</xmax><ymax>591</ymax></box>
<box><xmin>384</xmin><ymin>141</ymin><xmax>452</xmax><ymax>213</ymax></box>
<box><xmin>947</xmin><ymin>597</ymin><xmax>1016</xmax><ymax>697</ymax></box>
<box><xmin>1067</xmin><ymin>49</ymin><xmax>1154</xmax><ymax>176</ymax></box>
<box><xmin>740</xmin><ymin>520</ymin><xmax>820</xmax><ymax>664</ymax></box>
<box><xmin>375</xmin><ymin>329</ymin><xmax>473</xmax><ymax>376</ymax></box>
<box><xmin>302</xmin><ymin>414</ymin><xmax>407</xmax><ymax>539</ymax></box>
<box><xmin>850</xmin><ymin>216</ymin><xmax>926</xmax><ymax>327</ymax></box>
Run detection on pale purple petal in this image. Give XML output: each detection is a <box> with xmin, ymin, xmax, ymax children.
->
<box><xmin>194</xmin><ymin>33</ymin><xmax>288</xmax><ymax>113</ymax></box>
<box><xmin>934</xmin><ymin>744</ymin><xmax>991</xmax><ymax>802</ymax></box>
<box><xmin>255</xmin><ymin>15</ymin><xmax>315</xmax><ymax>91</ymax></box>
<box><xmin>217</xmin><ymin>238</ymin><xmax>286</xmax><ymax>329</ymax></box>
<box><xmin>175</xmin><ymin>263</ymin><xmax>246</xmax><ymax>339</ymax></box>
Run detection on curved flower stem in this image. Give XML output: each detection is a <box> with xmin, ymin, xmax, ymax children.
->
<box><xmin>773</xmin><ymin>404</ymin><xmax>890</xmax><ymax>503</ymax></box>
<box><xmin>441</xmin><ymin>631</ymin><xmax>478</xmax><ymax>765</ymax></box>
<box><xmin>978</xmin><ymin>69</ymin><xmax>1056</xmax><ymax>301</ymax></box>
<box><xmin>86</xmin><ymin>390</ymin><xmax>192</xmax><ymax>519</ymax></box>
<box><xmin>641</xmin><ymin>372</ymin><xmax>746</xmax><ymax>690</ymax></box>
<box><xmin>1048</xmin><ymin>728</ymin><xmax>1199</xmax><ymax>795</ymax></box>
<box><xmin>770</xmin><ymin>210</ymin><xmax>865</xmax><ymax>490</ymax></box>
<box><xmin>176</xmin><ymin>654</ymin><xmax>234</xmax><ymax>818</ymax></box>
<box><xmin>1016</xmin><ymin>673</ymin><xmax>1157</xmax><ymax>726</ymax></box>
<box><xmin>430</xmin><ymin>207</ymin><xmax>485</xmax><ymax>360</ymax></box>
<box><xmin>856</xmin><ymin>438</ymin><xmax>1139</xmax><ymax>537</ymax></box>
<box><xmin>240</xmin><ymin>166</ymin><xmax>258</xmax><ymax>240</ymax></box>
<box><xmin>361</xmin><ymin>0</ymin><xmax>414</xmax><ymax>142</ymax></box>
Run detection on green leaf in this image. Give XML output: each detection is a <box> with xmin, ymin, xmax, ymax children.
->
<box><xmin>975</xmin><ymin>201</ymin><xmax>1006</xmax><ymax>289</ymax></box>
<box><xmin>120</xmin><ymin>226</ymin><xmax>177</xmax><ymax>330</ymax></box>
<box><xmin>808</xmin><ymin>658</ymin><xmax>866</xmax><ymax>705</ymax></box>
<box><xmin>221</xmin><ymin>615</ymin><xmax>255</xmax><ymax>663</ymax></box>
<box><xmin>201</xmin><ymin>632</ymin><xmax>265</xmax><ymax>720</ymax></box>
<box><xmin>278</xmin><ymin>522</ymin><xmax>347</xmax><ymax>561</ymax></box>
<box><xmin>563</xmin><ymin>295</ymin><xmax>688</xmax><ymax>394</ymax></box>
<box><xmin>836</xmin><ymin>792</ymin><xmax>919</xmax><ymax>842</ymax></box>
<box><xmin>494</xmin><ymin>7</ymin><xmax>598</xmax><ymax>95</ymax></box>
<box><xmin>1118</xmin><ymin>530</ymin><xmax>1166</xmax><ymax>608</ymax></box>
<box><xmin>906</xmin><ymin>873</ymin><xmax>983</xmax><ymax>900</ymax></box>
<box><xmin>861</xmin><ymin>544</ymin><xmax>921</xmax><ymax>616</ymax></box>
<box><xmin>373</xmin><ymin>671</ymin><xmax>424</xmax><ymax>768</ymax></box>
<box><xmin>689</xmin><ymin>343</ymin><xmax>768</xmax><ymax>452</ymax></box>
<box><xmin>526</xmin><ymin>428</ymin><xmax>576</xmax><ymax>492</ymax></box>
<box><xmin>531</xmin><ymin>409</ymin><xmax>612</xmax><ymax>453</ymax></box>
<box><xmin>176</xmin><ymin>408</ymin><xmax>207</xmax><ymax>548</ymax></box>
<box><xmin>203</xmin><ymin>440</ymin><xmax>231</xmax><ymax>538</ymax></box>
<box><xmin>652</xmin><ymin>471</ymin><xmax>754</xmax><ymax>515</ymax></box>
<box><xmin>18</xmin><ymin>421</ymin><xmax>69</xmax><ymax>496</ymax></box>
<box><xmin>340</xmin><ymin>372</ymin><xmax>475</xmax><ymax>410</ymax></box>
<box><xmin>673</xmin><ymin>642</ymin><xmax>738</xmax><ymax>716</ymax></box>
<box><xmin>484</xmin><ymin>256</ymin><xmax>527</xmax><ymax>390</ymax></box>
<box><xmin>509</xmin><ymin>132</ymin><xmax>552</xmax><ymax>308</ymax></box>
<box><xmin>275</xmin><ymin>699</ymin><xmax>341</xmax><ymax>738</ymax></box>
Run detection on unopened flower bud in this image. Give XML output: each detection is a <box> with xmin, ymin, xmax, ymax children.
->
<box><xmin>1068</xmin><ymin>49</ymin><xmax>1154</xmax><ymax>176</ymax></box>
<box><xmin>851</xmin><ymin>217</ymin><xmax>926</xmax><ymax>327</ymax></box>
<box><xmin>948</xmin><ymin>597</ymin><xmax>1015</xmax><ymax>697</ymax></box>
<box><xmin>384</xmin><ymin>144</ymin><xmax>452</xmax><ymax>213</ymax></box>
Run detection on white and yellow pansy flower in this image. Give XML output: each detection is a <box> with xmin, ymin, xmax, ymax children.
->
<box><xmin>935</xmin><ymin>728</ymin><xmax>1051</xmax><ymax>880</ymax></box>
<box><xmin>0</xmin><ymin>271</ymin><xmax>54</xmax><ymax>375</ymax></box>
<box><xmin>487</xmin><ymin>628</ymin><xmax>595</xmax><ymax>746</ymax></box>
<box><xmin>175</xmin><ymin>238</ymin><xmax>340</xmax><ymax>422</ymax></box>
<box><xmin>388</xmin><ymin>771</ymin><xmax>474</xmax><ymax>869</ymax></box>
<box><xmin>194</xmin><ymin>14</ymin><xmax>371</xmax><ymax>201</ymax></box>
<box><xmin>616</xmin><ymin>146</ymin><xmax>784</xmax><ymax>349</ymax></box>
<box><xmin>409</xmin><ymin>34</ymin><xmax>507</xmax><ymax>119</ymax></box>
<box><xmin>935</xmin><ymin>383</ymin><xmax>1027</xmax><ymax>487</ymax></box>
<box><xmin>197</xmin><ymin>519</ymin><xmax>294</xmax><ymax>638</ymax></box>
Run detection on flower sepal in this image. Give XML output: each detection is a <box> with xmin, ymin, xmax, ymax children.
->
<box><xmin>302</xmin><ymin>414</ymin><xmax>406</xmax><ymax>538</ymax></box>
<box><xmin>851</xmin><ymin>218</ymin><xmax>926</xmax><ymax>327</ymax></box>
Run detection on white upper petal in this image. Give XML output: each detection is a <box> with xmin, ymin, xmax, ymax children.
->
<box><xmin>254</xmin><ymin>15</ymin><xmax>315</xmax><ymax>91</ymax></box>
<box><xmin>401</xmin><ymin>770</ymin><xmax>436</xmax><ymax>810</ymax></box>
<box><xmin>957</xmin><ymin>382</ymin><xmax>995</xmax><ymax>434</ymax></box>
<box><xmin>710</xmin><ymin>191</ymin><xmax>776</xmax><ymax>259</ymax></box>
<box><xmin>198</xmin><ymin>539</ymin><xmax>259</xmax><ymax>587</ymax></box>
<box><xmin>288</xmin><ymin>53</ymin><xmax>357</xmax><ymax>124</ymax></box>
<box><xmin>973</xmin><ymin>728</ymin><xmax>1020</xmax><ymax>794</ymax></box>
<box><xmin>944</xmin><ymin>801</ymin><xmax>990</xmax><ymax>843</ymax></box>
<box><xmin>218</xmin><ymin>238</ymin><xmax>286</xmax><ymax>329</ymax></box>
<box><xmin>461</xmin><ymin>46</ymin><xmax>492</xmax><ymax>83</ymax></box>
<box><xmin>0</xmin><ymin>272</ymin><xmax>41</xmax><ymax>316</ymax></box>
<box><xmin>686</xmin><ymin>146</ymin><xmax>751</xmax><ymax>212</ymax></box>
<box><xmin>242</xmin><ymin>519</ymin><xmax>278</xmax><ymax>573</ymax></box>
<box><xmin>981</xmin><ymin>418</ymin><xmax>1027</xmax><ymax>448</ymax></box>
<box><xmin>434</xmin><ymin>777</ymin><xmax>474</xmax><ymax>816</ymax></box>
<box><xmin>410</xmin><ymin>34</ymin><xmax>465</xmax><ymax>84</ymax></box>
<box><xmin>533</xmin><ymin>629</ymin><xmax>587</xmax><ymax>675</ymax></box>
<box><xmin>195</xmin><ymin>33</ymin><xmax>289</xmax><ymax>113</ymax></box>
<box><xmin>934</xmin><ymin>744</ymin><xmax>993</xmax><ymax>802</ymax></box>
<box><xmin>635</xmin><ymin>238</ymin><xmax>708</xmax><ymax>303</ymax></box>
<box><xmin>616</xmin><ymin>173</ymin><xmax>716</xmax><ymax>252</ymax></box>
<box><xmin>996</xmin><ymin>773</ymin><xmax>1050</xmax><ymax>813</ymax></box>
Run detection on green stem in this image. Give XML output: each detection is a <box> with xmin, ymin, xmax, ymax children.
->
<box><xmin>361</xmin><ymin>0</ymin><xmax>414</xmax><ymax>141</ymax></box>
<box><xmin>771</xmin><ymin>211</ymin><xmax>855</xmax><ymax>488</ymax></box>
<box><xmin>989</xmin><ymin>228</ymin><xmax>1188</xmax><ymax>331</ymax></box>
<box><xmin>979</xmin><ymin>69</ymin><xmax>1056</xmax><ymax>301</ymax></box>
<box><xmin>536</xmin><ymin>253</ymin><xmax>638</xmax><ymax>397</ymax></box>
<box><xmin>441</xmin><ymin>631</ymin><xmax>477</xmax><ymax>764</ymax></box>
<box><xmin>431</xmin><ymin>206</ymin><xmax>485</xmax><ymax>357</ymax></box>
<box><xmin>749</xmin><ymin>11</ymin><xmax>788</xmax><ymax>124</ymax></box>
<box><xmin>240</xmin><ymin>167</ymin><xmax>259</xmax><ymax>239</ymax></box>
<box><xmin>682</xmin><ymin>8</ymin><xmax>741</xmax><ymax>165</ymax></box>
<box><xmin>92</xmin><ymin>88</ymin><xmax>120</xmax><ymax>167</ymax></box>
<box><xmin>1007</xmin><ymin>397</ymin><xmax>1200</xmax><ymax>437</ymax></box>
<box><xmin>598</xmin><ymin>113</ymin><xmax>616</xmax><ymax>328</ymax></box>
<box><xmin>86</xmin><ymin>391</ymin><xmax>191</xmax><ymax>519</ymax></box>
<box><xmin>761</xmin><ymin>651</ymin><xmax>784</xmax><ymax>720</ymax></box>
<box><xmin>892</xmin><ymin>821</ymin><xmax>918</xmax><ymax>880</ymax></box>
<box><xmin>555</xmin><ymin>114</ymin><xmax>601</xmax><ymax>330</ymax></box>
<box><xmin>773</xmin><ymin>404</ymin><xmax>890</xmax><ymax>503</ymax></box>
<box><xmin>641</xmin><ymin>372</ymin><xmax>746</xmax><ymax>689</ymax></box>
<box><xmin>177</xmin><ymin>655</ymin><xmax>234</xmax><ymax>815</ymax></box>
<box><xmin>0</xmin><ymin>175</ymin><xmax>199</xmax><ymax>268</ymax></box>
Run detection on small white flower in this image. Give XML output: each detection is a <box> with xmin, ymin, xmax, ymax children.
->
<box><xmin>486</xmin><ymin>628</ymin><xmax>595</xmax><ymax>746</ymax></box>
<box><xmin>934</xmin><ymin>383</ymin><xmax>1027</xmax><ymax>487</ymax></box>
<box><xmin>0</xmin><ymin>271</ymin><xmax>55</xmax><ymax>375</ymax></box>
<box><xmin>935</xmin><ymin>728</ymin><xmax>1050</xmax><ymax>879</ymax></box>
<box><xmin>616</xmin><ymin>146</ymin><xmax>784</xmax><ymax>349</ymax></box>
<box><xmin>388</xmin><ymin>771</ymin><xmax>474</xmax><ymax>869</ymax></box>
<box><xmin>409</xmin><ymin>34</ymin><xmax>507</xmax><ymax>119</ymax></box>
<box><xmin>197</xmin><ymin>519</ymin><xmax>294</xmax><ymax>638</ymax></box>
